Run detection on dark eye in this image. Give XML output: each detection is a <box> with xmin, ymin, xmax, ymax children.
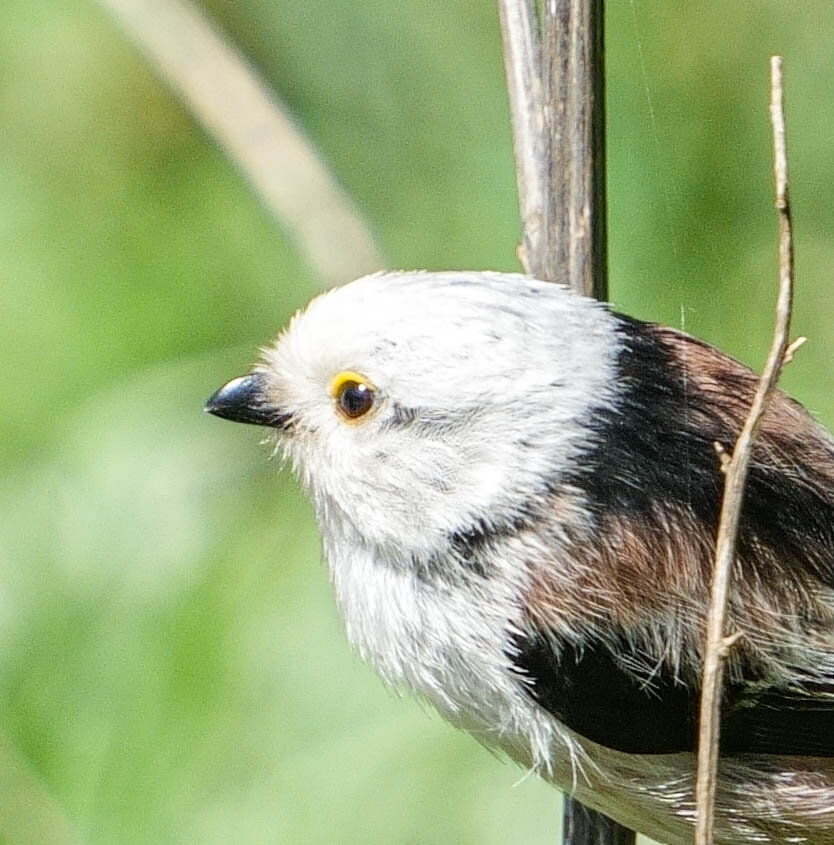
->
<box><xmin>336</xmin><ymin>378</ymin><xmax>375</xmax><ymax>419</ymax></box>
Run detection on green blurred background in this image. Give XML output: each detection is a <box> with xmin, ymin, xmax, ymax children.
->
<box><xmin>2</xmin><ymin>1</ymin><xmax>834</xmax><ymax>843</ymax></box>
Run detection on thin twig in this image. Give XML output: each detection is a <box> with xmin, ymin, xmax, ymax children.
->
<box><xmin>98</xmin><ymin>0</ymin><xmax>384</xmax><ymax>287</ymax></box>
<box><xmin>694</xmin><ymin>55</ymin><xmax>796</xmax><ymax>845</ymax></box>
<box><xmin>498</xmin><ymin>0</ymin><xmax>546</xmax><ymax>276</ymax></box>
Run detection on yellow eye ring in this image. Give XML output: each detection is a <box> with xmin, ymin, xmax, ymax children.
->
<box><xmin>330</xmin><ymin>371</ymin><xmax>376</xmax><ymax>421</ymax></box>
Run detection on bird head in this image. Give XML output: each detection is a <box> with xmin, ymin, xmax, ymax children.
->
<box><xmin>206</xmin><ymin>271</ymin><xmax>617</xmax><ymax>568</ymax></box>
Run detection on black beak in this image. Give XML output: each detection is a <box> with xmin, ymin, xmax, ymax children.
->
<box><xmin>204</xmin><ymin>372</ymin><xmax>291</xmax><ymax>428</ymax></box>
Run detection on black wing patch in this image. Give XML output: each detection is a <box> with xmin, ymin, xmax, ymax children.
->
<box><xmin>722</xmin><ymin>685</ymin><xmax>834</xmax><ymax>757</ymax></box>
<box><xmin>511</xmin><ymin>632</ymin><xmax>697</xmax><ymax>754</ymax></box>
<box><xmin>566</xmin><ymin>315</ymin><xmax>834</xmax><ymax>591</ymax></box>
<box><xmin>511</xmin><ymin>632</ymin><xmax>834</xmax><ymax>757</ymax></box>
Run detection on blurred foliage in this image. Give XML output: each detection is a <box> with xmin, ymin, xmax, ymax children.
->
<box><xmin>2</xmin><ymin>0</ymin><xmax>834</xmax><ymax>843</ymax></box>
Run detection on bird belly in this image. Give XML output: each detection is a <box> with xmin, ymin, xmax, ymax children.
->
<box><xmin>326</xmin><ymin>543</ymin><xmax>834</xmax><ymax>844</ymax></box>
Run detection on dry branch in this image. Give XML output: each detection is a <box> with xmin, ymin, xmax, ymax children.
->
<box><xmin>541</xmin><ymin>0</ymin><xmax>606</xmax><ymax>297</ymax></box>
<box><xmin>694</xmin><ymin>55</ymin><xmax>797</xmax><ymax>845</ymax></box>
<box><xmin>500</xmin><ymin>3</ymin><xmax>631</xmax><ymax>845</ymax></box>
<box><xmin>499</xmin><ymin>0</ymin><xmax>606</xmax><ymax>299</ymax></box>
<box><xmin>98</xmin><ymin>0</ymin><xmax>384</xmax><ymax>287</ymax></box>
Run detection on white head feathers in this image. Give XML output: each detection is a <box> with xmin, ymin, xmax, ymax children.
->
<box><xmin>259</xmin><ymin>271</ymin><xmax>619</xmax><ymax>563</ymax></box>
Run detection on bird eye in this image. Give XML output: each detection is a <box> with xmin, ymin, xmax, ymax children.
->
<box><xmin>331</xmin><ymin>371</ymin><xmax>376</xmax><ymax>420</ymax></box>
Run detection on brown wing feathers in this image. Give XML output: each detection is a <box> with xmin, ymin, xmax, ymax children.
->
<box><xmin>512</xmin><ymin>316</ymin><xmax>834</xmax><ymax>756</ymax></box>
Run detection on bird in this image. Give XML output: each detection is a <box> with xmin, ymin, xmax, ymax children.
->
<box><xmin>206</xmin><ymin>270</ymin><xmax>834</xmax><ymax>844</ymax></box>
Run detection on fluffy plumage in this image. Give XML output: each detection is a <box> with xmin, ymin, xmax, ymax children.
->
<box><xmin>206</xmin><ymin>271</ymin><xmax>834</xmax><ymax>844</ymax></box>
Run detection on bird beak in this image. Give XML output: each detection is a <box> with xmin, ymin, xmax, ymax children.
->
<box><xmin>204</xmin><ymin>372</ymin><xmax>291</xmax><ymax>429</ymax></box>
